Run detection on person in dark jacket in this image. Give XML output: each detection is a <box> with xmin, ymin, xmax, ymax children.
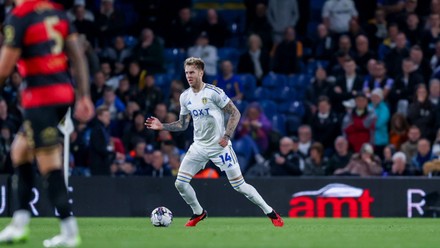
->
<box><xmin>272</xmin><ymin>26</ymin><xmax>302</xmax><ymax>75</ymax></box>
<box><xmin>90</xmin><ymin>106</ymin><xmax>114</xmax><ymax>175</ymax></box>
<box><xmin>269</xmin><ymin>136</ymin><xmax>303</xmax><ymax>176</ymax></box>
<box><xmin>311</xmin><ymin>96</ymin><xmax>341</xmax><ymax>153</ymax></box>
<box><xmin>237</xmin><ymin>34</ymin><xmax>270</xmax><ymax>84</ymax></box>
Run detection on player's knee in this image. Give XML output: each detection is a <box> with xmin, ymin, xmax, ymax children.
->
<box><xmin>232</xmin><ymin>182</ymin><xmax>247</xmax><ymax>194</ymax></box>
<box><xmin>175</xmin><ymin>179</ymin><xmax>188</xmax><ymax>192</ymax></box>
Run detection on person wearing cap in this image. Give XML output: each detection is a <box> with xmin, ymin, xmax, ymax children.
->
<box><xmin>343</xmin><ymin>93</ymin><xmax>376</xmax><ymax>152</ymax></box>
<box><xmin>187</xmin><ymin>31</ymin><xmax>218</xmax><ymax>78</ymax></box>
<box><xmin>369</xmin><ymin>88</ymin><xmax>390</xmax><ymax>156</ymax></box>
<box><xmin>334</xmin><ymin>143</ymin><xmax>382</xmax><ymax>177</ymax></box>
<box><xmin>269</xmin><ymin>136</ymin><xmax>303</xmax><ymax>176</ymax></box>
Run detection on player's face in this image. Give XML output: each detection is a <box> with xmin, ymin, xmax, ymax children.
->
<box><xmin>185</xmin><ymin>65</ymin><xmax>203</xmax><ymax>88</ymax></box>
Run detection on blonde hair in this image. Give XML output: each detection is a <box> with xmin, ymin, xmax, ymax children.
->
<box><xmin>184</xmin><ymin>57</ymin><xmax>205</xmax><ymax>71</ymax></box>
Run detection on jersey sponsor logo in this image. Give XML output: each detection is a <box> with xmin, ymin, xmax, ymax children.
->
<box><xmin>3</xmin><ymin>25</ymin><xmax>15</xmax><ymax>45</ymax></box>
<box><xmin>191</xmin><ymin>108</ymin><xmax>210</xmax><ymax>117</ymax></box>
<box><xmin>202</xmin><ymin>97</ymin><xmax>208</xmax><ymax>105</ymax></box>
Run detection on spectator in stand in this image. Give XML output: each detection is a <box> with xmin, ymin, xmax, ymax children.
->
<box><xmin>322</xmin><ymin>0</ymin><xmax>358</xmax><ymax>34</ymax></box>
<box><xmin>167</xmin><ymin>80</ymin><xmax>184</xmax><ymax>115</ymax></box>
<box><xmin>167</xmin><ymin>7</ymin><xmax>199</xmax><ymax>50</ymax></box>
<box><xmin>407</xmin><ymin>84</ymin><xmax>436</xmax><ymax>139</ymax></box>
<box><xmin>0</xmin><ymin>98</ymin><xmax>20</xmax><ymax>134</ymax></box>
<box><xmin>430</xmin><ymin>40</ymin><xmax>440</xmax><ymax>74</ymax></box>
<box><xmin>395</xmin><ymin>0</ymin><xmax>419</xmax><ymax>29</ymax></box>
<box><xmin>411</xmin><ymin>138</ymin><xmax>435</xmax><ymax>175</ymax></box>
<box><xmin>0</xmin><ymin>124</ymin><xmax>13</xmax><ymax>174</ymax></box>
<box><xmin>401</xmin><ymin>125</ymin><xmax>422</xmax><ymax>161</ymax></box>
<box><xmin>353</xmin><ymin>35</ymin><xmax>376</xmax><ymax>75</ymax></box>
<box><xmin>348</xmin><ymin>19</ymin><xmax>364</xmax><ymax>42</ymax></box>
<box><xmin>303</xmin><ymin>142</ymin><xmax>328</xmax><ymax>176</ymax></box>
<box><xmin>272</xmin><ymin>26</ymin><xmax>302</xmax><ymax>75</ymax></box>
<box><xmin>429</xmin><ymin>78</ymin><xmax>440</xmax><ymax>106</ymax></box>
<box><xmin>132</xmin><ymin>28</ymin><xmax>165</xmax><ymax>75</ymax></box>
<box><xmin>200</xmin><ymin>8</ymin><xmax>229</xmax><ymax>48</ymax></box>
<box><xmin>214</xmin><ymin>60</ymin><xmax>243</xmax><ymax>102</ymax></box>
<box><xmin>390</xmin><ymin>58</ymin><xmax>424</xmax><ymax>110</ymax></box>
<box><xmin>384</xmin><ymin>32</ymin><xmax>409</xmax><ymax>78</ymax></box>
<box><xmin>332</xmin><ymin>58</ymin><xmax>365</xmax><ymax>113</ymax></box>
<box><xmin>95</xmin><ymin>0</ymin><xmax>125</xmax><ymax>47</ymax></box>
<box><xmin>298</xmin><ymin>125</ymin><xmax>313</xmax><ymax>157</ymax></box>
<box><xmin>115</xmin><ymin>77</ymin><xmax>136</xmax><ymax>106</ymax></box>
<box><xmin>237</xmin><ymin>34</ymin><xmax>270</xmax><ymax>84</ymax></box>
<box><xmin>381</xmin><ymin>23</ymin><xmax>400</xmax><ymax>53</ymax></box>
<box><xmin>337</xmin><ymin>35</ymin><xmax>354</xmax><ymax>57</ymax></box>
<box><xmin>403</xmin><ymin>13</ymin><xmax>422</xmax><ymax>46</ymax></box>
<box><xmin>312</xmin><ymin>24</ymin><xmax>335</xmax><ymax>61</ymax></box>
<box><xmin>327</xmin><ymin>136</ymin><xmax>353</xmax><ymax>175</ymax></box>
<box><xmin>363</xmin><ymin>61</ymin><xmax>394</xmax><ymax>100</ymax></box>
<box><xmin>136</xmin><ymin>75</ymin><xmax>164</xmax><ymax>115</ymax></box>
<box><xmin>328</xmin><ymin>50</ymin><xmax>350</xmax><ymax>78</ymax></box>
<box><xmin>431</xmin><ymin>128</ymin><xmax>440</xmax><ymax>156</ymax></box>
<box><xmin>187</xmin><ymin>32</ymin><xmax>218</xmax><ymax>78</ymax></box>
<box><xmin>100</xmin><ymin>36</ymin><xmax>132</xmax><ymax>66</ymax></box>
<box><xmin>90</xmin><ymin>106</ymin><xmax>114</xmax><ymax>175</ymax></box>
<box><xmin>237</xmin><ymin>102</ymin><xmax>272</xmax><ymax>154</ymax></box>
<box><xmin>389</xmin><ymin>113</ymin><xmax>410</xmax><ymax>150</ymax></box>
<box><xmin>132</xmin><ymin>140</ymin><xmax>153</xmax><ymax>176</ymax></box>
<box><xmin>381</xmin><ymin>144</ymin><xmax>396</xmax><ymax>173</ymax></box>
<box><xmin>71</xmin><ymin>1</ymin><xmax>96</xmax><ymax>46</ymax></box>
<box><xmin>154</xmin><ymin>103</ymin><xmax>168</xmax><ymax>123</ymax></box>
<box><xmin>334</xmin><ymin>143</ymin><xmax>382</xmax><ymax>176</ymax></box>
<box><xmin>343</xmin><ymin>93</ymin><xmax>376</xmax><ymax>152</ymax></box>
<box><xmin>96</xmin><ymin>86</ymin><xmax>126</xmax><ymax>122</ymax></box>
<box><xmin>122</xmin><ymin>111</ymin><xmax>155</xmax><ymax>151</ymax></box>
<box><xmin>388</xmin><ymin>151</ymin><xmax>411</xmax><ymax>176</ymax></box>
<box><xmin>127</xmin><ymin>61</ymin><xmax>146</xmax><ymax>88</ymax></box>
<box><xmin>269</xmin><ymin>137</ymin><xmax>303</xmax><ymax>176</ymax></box>
<box><xmin>70</xmin><ymin>123</ymin><xmax>91</xmax><ymax>176</ymax></box>
<box><xmin>409</xmin><ymin>45</ymin><xmax>431</xmax><ymax>81</ymax></box>
<box><xmin>365</xmin><ymin>8</ymin><xmax>388</xmax><ymax>51</ymax></box>
<box><xmin>1</xmin><ymin>71</ymin><xmax>21</xmax><ymax>110</ymax></box>
<box><xmin>67</xmin><ymin>0</ymin><xmax>94</xmax><ymax>22</ymax></box>
<box><xmin>311</xmin><ymin>96</ymin><xmax>341</xmax><ymax>154</ymax></box>
<box><xmin>422</xmin><ymin>13</ymin><xmax>440</xmax><ymax>59</ymax></box>
<box><xmin>246</xmin><ymin>3</ymin><xmax>273</xmax><ymax>51</ymax></box>
<box><xmin>369</xmin><ymin>88</ymin><xmax>390</xmax><ymax>155</ymax></box>
<box><xmin>267</xmin><ymin>0</ymin><xmax>299</xmax><ymax>44</ymax></box>
<box><xmin>305</xmin><ymin>68</ymin><xmax>333</xmax><ymax>114</ymax></box>
<box><xmin>148</xmin><ymin>150</ymin><xmax>172</xmax><ymax>177</ymax></box>
<box><xmin>91</xmin><ymin>71</ymin><xmax>106</xmax><ymax>104</ymax></box>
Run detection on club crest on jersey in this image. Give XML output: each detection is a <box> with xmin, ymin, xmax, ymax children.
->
<box><xmin>202</xmin><ymin>97</ymin><xmax>208</xmax><ymax>105</ymax></box>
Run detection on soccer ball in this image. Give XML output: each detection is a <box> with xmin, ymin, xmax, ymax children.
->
<box><xmin>150</xmin><ymin>206</ymin><xmax>173</xmax><ymax>227</ymax></box>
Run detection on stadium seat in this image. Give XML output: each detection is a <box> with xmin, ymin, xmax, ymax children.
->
<box><xmin>253</xmin><ymin>87</ymin><xmax>272</xmax><ymax>100</ymax></box>
<box><xmin>154</xmin><ymin>74</ymin><xmax>172</xmax><ymax>98</ymax></box>
<box><xmin>262</xmin><ymin>73</ymin><xmax>287</xmax><ymax>89</ymax></box>
<box><xmin>276</xmin><ymin>87</ymin><xmax>297</xmax><ymax>103</ymax></box>
<box><xmin>285</xmin><ymin>115</ymin><xmax>303</xmax><ymax>136</ymax></box>
<box><xmin>284</xmin><ymin>101</ymin><xmax>306</xmax><ymax>117</ymax></box>
<box><xmin>234</xmin><ymin>100</ymin><xmax>248</xmax><ymax>114</ymax></box>
<box><xmin>218</xmin><ymin>47</ymin><xmax>240</xmax><ymax>64</ymax></box>
<box><xmin>232</xmin><ymin>136</ymin><xmax>254</xmax><ymax>171</ymax></box>
<box><xmin>271</xmin><ymin>114</ymin><xmax>286</xmax><ymax>136</ymax></box>
<box><xmin>260</xmin><ymin>100</ymin><xmax>277</xmax><ymax>119</ymax></box>
<box><xmin>164</xmin><ymin>48</ymin><xmax>186</xmax><ymax>79</ymax></box>
<box><xmin>237</xmin><ymin>74</ymin><xmax>257</xmax><ymax>101</ymax></box>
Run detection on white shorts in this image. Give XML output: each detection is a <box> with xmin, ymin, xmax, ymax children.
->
<box><xmin>179</xmin><ymin>141</ymin><xmax>240</xmax><ymax>176</ymax></box>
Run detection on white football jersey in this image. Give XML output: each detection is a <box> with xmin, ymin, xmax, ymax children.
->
<box><xmin>180</xmin><ymin>83</ymin><xmax>230</xmax><ymax>147</ymax></box>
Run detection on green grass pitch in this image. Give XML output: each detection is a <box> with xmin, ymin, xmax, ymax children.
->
<box><xmin>0</xmin><ymin>217</ymin><xmax>438</xmax><ymax>247</ymax></box>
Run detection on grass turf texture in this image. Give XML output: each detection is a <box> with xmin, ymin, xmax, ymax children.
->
<box><xmin>0</xmin><ymin>218</ymin><xmax>438</xmax><ymax>248</ymax></box>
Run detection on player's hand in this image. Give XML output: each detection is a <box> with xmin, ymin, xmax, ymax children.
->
<box><xmin>145</xmin><ymin>116</ymin><xmax>163</xmax><ymax>130</ymax></box>
<box><xmin>74</xmin><ymin>96</ymin><xmax>94</xmax><ymax>123</ymax></box>
<box><xmin>218</xmin><ymin>135</ymin><xmax>229</xmax><ymax>147</ymax></box>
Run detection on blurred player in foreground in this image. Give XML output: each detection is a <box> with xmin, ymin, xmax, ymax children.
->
<box><xmin>145</xmin><ymin>57</ymin><xmax>283</xmax><ymax>227</ymax></box>
<box><xmin>0</xmin><ymin>0</ymin><xmax>94</xmax><ymax>246</ymax></box>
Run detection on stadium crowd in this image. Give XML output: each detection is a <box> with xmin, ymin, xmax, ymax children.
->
<box><xmin>1</xmin><ymin>0</ymin><xmax>440</xmax><ymax>177</ymax></box>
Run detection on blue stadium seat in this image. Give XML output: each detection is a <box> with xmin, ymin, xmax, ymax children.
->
<box><xmin>262</xmin><ymin>73</ymin><xmax>287</xmax><ymax>89</ymax></box>
<box><xmin>154</xmin><ymin>74</ymin><xmax>172</xmax><ymax>98</ymax></box>
<box><xmin>164</xmin><ymin>48</ymin><xmax>186</xmax><ymax>79</ymax></box>
<box><xmin>284</xmin><ymin>101</ymin><xmax>306</xmax><ymax>117</ymax></box>
<box><xmin>285</xmin><ymin>115</ymin><xmax>302</xmax><ymax>136</ymax></box>
<box><xmin>234</xmin><ymin>100</ymin><xmax>248</xmax><ymax>114</ymax></box>
<box><xmin>232</xmin><ymin>136</ymin><xmax>254</xmax><ymax>171</ymax></box>
<box><xmin>276</xmin><ymin>87</ymin><xmax>297</xmax><ymax>103</ymax></box>
<box><xmin>288</xmin><ymin>74</ymin><xmax>312</xmax><ymax>91</ymax></box>
<box><xmin>253</xmin><ymin>87</ymin><xmax>272</xmax><ymax>100</ymax></box>
<box><xmin>218</xmin><ymin>47</ymin><xmax>240</xmax><ymax>64</ymax></box>
<box><xmin>260</xmin><ymin>100</ymin><xmax>278</xmax><ymax>119</ymax></box>
<box><xmin>237</xmin><ymin>74</ymin><xmax>257</xmax><ymax>101</ymax></box>
<box><xmin>271</xmin><ymin>114</ymin><xmax>286</xmax><ymax>136</ymax></box>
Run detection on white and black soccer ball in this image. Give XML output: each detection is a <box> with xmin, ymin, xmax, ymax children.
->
<box><xmin>150</xmin><ymin>206</ymin><xmax>173</xmax><ymax>227</ymax></box>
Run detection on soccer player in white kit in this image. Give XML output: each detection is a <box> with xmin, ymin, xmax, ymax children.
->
<box><xmin>145</xmin><ymin>57</ymin><xmax>284</xmax><ymax>227</ymax></box>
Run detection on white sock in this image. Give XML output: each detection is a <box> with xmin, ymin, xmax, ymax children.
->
<box><xmin>230</xmin><ymin>179</ymin><xmax>273</xmax><ymax>214</ymax></box>
<box><xmin>175</xmin><ymin>176</ymin><xmax>203</xmax><ymax>215</ymax></box>
<box><xmin>61</xmin><ymin>217</ymin><xmax>79</xmax><ymax>237</ymax></box>
<box><xmin>11</xmin><ymin>210</ymin><xmax>31</xmax><ymax>228</ymax></box>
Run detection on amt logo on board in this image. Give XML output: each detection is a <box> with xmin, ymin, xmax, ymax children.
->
<box><xmin>289</xmin><ymin>184</ymin><xmax>374</xmax><ymax>218</ymax></box>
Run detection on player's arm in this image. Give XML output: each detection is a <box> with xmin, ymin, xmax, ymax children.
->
<box><xmin>222</xmin><ymin>100</ymin><xmax>241</xmax><ymax>139</ymax></box>
<box><xmin>0</xmin><ymin>46</ymin><xmax>21</xmax><ymax>87</ymax></box>
<box><xmin>145</xmin><ymin>114</ymin><xmax>191</xmax><ymax>132</ymax></box>
<box><xmin>65</xmin><ymin>33</ymin><xmax>89</xmax><ymax>97</ymax></box>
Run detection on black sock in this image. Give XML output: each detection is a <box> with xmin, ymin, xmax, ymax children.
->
<box><xmin>45</xmin><ymin>169</ymin><xmax>71</xmax><ymax>220</ymax></box>
<box><xmin>266</xmin><ymin>211</ymin><xmax>277</xmax><ymax>219</ymax></box>
<box><xmin>14</xmin><ymin>163</ymin><xmax>34</xmax><ymax>211</ymax></box>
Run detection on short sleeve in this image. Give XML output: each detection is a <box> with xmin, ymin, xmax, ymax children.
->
<box><xmin>3</xmin><ymin>15</ymin><xmax>26</xmax><ymax>49</ymax></box>
<box><xmin>212</xmin><ymin>87</ymin><xmax>230</xmax><ymax>109</ymax></box>
<box><xmin>179</xmin><ymin>92</ymin><xmax>190</xmax><ymax>115</ymax></box>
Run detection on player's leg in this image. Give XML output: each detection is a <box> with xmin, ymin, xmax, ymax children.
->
<box><xmin>213</xmin><ymin>144</ymin><xmax>284</xmax><ymax>227</ymax></box>
<box><xmin>0</xmin><ymin>134</ymin><xmax>34</xmax><ymax>243</ymax></box>
<box><xmin>25</xmin><ymin>105</ymin><xmax>80</xmax><ymax>247</ymax></box>
<box><xmin>175</xmin><ymin>145</ymin><xmax>208</xmax><ymax>226</ymax></box>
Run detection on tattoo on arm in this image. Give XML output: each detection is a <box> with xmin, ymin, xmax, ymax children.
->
<box><xmin>163</xmin><ymin>114</ymin><xmax>191</xmax><ymax>132</ymax></box>
<box><xmin>223</xmin><ymin>101</ymin><xmax>241</xmax><ymax>138</ymax></box>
